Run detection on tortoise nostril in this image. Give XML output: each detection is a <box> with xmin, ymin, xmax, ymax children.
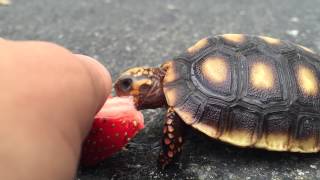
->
<box><xmin>119</xmin><ymin>78</ymin><xmax>133</xmax><ymax>91</ymax></box>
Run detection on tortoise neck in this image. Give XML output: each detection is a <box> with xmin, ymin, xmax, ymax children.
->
<box><xmin>153</xmin><ymin>66</ymin><xmax>167</xmax><ymax>107</ymax></box>
<box><xmin>137</xmin><ymin>67</ymin><xmax>167</xmax><ymax>110</ymax></box>
<box><xmin>152</xmin><ymin>67</ymin><xmax>166</xmax><ymax>82</ymax></box>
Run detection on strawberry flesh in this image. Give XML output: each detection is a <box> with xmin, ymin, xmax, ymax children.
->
<box><xmin>80</xmin><ymin>96</ymin><xmax>144</xmax><ymax>166</ymax></box>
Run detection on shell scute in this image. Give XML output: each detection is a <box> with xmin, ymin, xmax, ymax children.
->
<box><xmin>162</xmin><ymin>34</ymin><xmax>320</xmax><ymax>152</ymax></box>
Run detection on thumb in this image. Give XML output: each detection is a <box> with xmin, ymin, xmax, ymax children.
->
<box><xmin>75</xmin><ymin>54</ymin><xmax>112</xmax><ymax>109</ymax></box>
<box><xmin>74</xmin><ymin>54</ymin><xmax>112</xmax><ymax>136</ymax></box>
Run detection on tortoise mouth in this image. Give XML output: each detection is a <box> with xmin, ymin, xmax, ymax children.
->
<box><xmin>114</xmin><ymin>87</ymin><xmax>140</xmax><ymax>109</ymax></box>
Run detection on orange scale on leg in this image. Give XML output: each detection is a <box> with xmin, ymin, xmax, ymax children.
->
<box><xmin>168</xmin><ymin>133</ymin><xmax>174</xmax><ymax>139</ymax></box>
<box><xmin>164</xmin><ymin>138</ymin><xmax>171</xmax><ymax>145</ymax></box>
<box><xmin>167</xmin><ymin>151</ymin><xmax>174</xmax><ymax>158</ymax></box>
<box><xmin>168</xmin><ymin>125</ymin><xmax>174</xmax><ymax>132</ymax></box>
<box><xmin>163</xmin><ymin>126</ymin><xmax>168</xmax><ymax>133</ymax></box>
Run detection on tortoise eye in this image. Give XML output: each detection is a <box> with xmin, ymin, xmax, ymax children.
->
<box><xmin>118</xmin><ymin>77</ymin><xmax>133</xmax><ymax>92</ymax></box>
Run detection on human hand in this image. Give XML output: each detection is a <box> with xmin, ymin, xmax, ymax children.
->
<box><xmin>0</xmin><ymin>39</ymin><xmax>111</xmax><ymax>180</ymax></box>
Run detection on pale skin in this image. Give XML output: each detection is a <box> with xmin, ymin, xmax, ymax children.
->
<box><xmin>0</xmin><ymin>39</ymin><xmax>112</xmax><ymax>180</ymax></box>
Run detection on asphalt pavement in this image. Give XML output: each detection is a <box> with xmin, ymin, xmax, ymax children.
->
<box><xmin>1</xmin><ymin>0</ymin><xmax>320</xmax><ymax>179</ymax></box>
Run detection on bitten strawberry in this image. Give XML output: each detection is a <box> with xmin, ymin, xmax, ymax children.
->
<box><xmin>80</xmin><ymin>96</ymin><xmax>144</xmax><ymax>166</ymax></box>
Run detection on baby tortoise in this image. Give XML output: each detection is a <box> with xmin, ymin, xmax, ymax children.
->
<box><xmin>114</xmin><ymin>34</ymin><xmax>320</xmax><ymax>169</ymax></box>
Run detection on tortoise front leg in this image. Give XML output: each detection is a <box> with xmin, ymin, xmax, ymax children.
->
<box><xmin>158</xmin><ymin>107</ymin><xmax>185</xmax><ymax>169</ymax></box>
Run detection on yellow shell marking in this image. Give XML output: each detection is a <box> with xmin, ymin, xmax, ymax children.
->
<box><xmin>250</xmin><ymin>62</ymin><xmax>274</xmax><ymax>90</ymax></box>
<box><xmin>187</xmin><ymin>38</ymin><xmax>209</xmax><ymax>54</ymax></box>
<box><xmin>297</xmin><ymin>65</ymin><xmax>319</xmax><ymax>96</ymax></box>
<box><xmin>164</xmin><ymin>87</ymin><xmax>178</xmax><ymax>106</ymax></box>
<box><xmin>253</xmin><ymin>133</ymin><xmax>319</xmax><ymax>152</ymax></box>
<box><xmin>298</xmin><ymin>44</ymin><xmax>315</xmax><ymax>54</ymax></box>
<box><xmin>289</xmin><ymin>137</ymin><xmax>318</xmax><ymax>152</ymax></box>
<box><xmin>174</xmin><ymin>107</ymin><xmax>195</xmax><ymax>125</ymax></box>
<box><xmin>219</xmin><ymin>130</ymin><xmax>254</xmax><ymax>147</ymax></box>
<box><xmin>255</xmin><ymin>133</ymin><xmax>289</xmax><ymax>151</ymax></box>
<box><xmin>259</xmin><ymin>36</ymin><xmax>281</xmax><ymax>45</ymax></box>
<box><xmin>202</xmin><ymin>57</ymin><xmax>228</xmax><ymax>85</ymax></box>
<box><xmin>192</xmin><ymin>121</ymin><xmax>219</xmax><ymax>138</ymax></box>
<box><xmin>222</xmin><ymin>34</ymin><xmax>245</xmax><ymax>43</ymax></box>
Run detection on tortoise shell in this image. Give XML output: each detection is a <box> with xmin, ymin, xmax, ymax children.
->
<box><xmin>162</xmin><ymin>34</ymin><xmax>320</xmax><ymax>152</ymax></box>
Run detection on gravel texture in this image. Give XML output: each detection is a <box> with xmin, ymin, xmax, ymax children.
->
<box><xmin>1</xmin><ymin>0</ymin><xmax>320</xmax><ymax>179</ymax></box>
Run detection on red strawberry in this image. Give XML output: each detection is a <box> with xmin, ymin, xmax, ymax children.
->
<box><xmin>80</xmin><ymin>96</ymin><xmax>144</xmax><ymax>166</ymax></box>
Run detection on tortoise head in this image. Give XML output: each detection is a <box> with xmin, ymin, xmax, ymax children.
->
<box><xmin>114</xmin><ymin>67</ymin><xmax>166</xmax><ymax>110</ymax></box>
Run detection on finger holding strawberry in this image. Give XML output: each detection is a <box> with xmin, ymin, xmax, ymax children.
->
<box><xmin>81</xmin><ymin>96</ymin><xmax>144</xmax><ymax>166</ymax></box>
<box><xmin>0</xmin><ymin>40</ymin><xmax>112</xmax><ymax>180</ymax></box>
